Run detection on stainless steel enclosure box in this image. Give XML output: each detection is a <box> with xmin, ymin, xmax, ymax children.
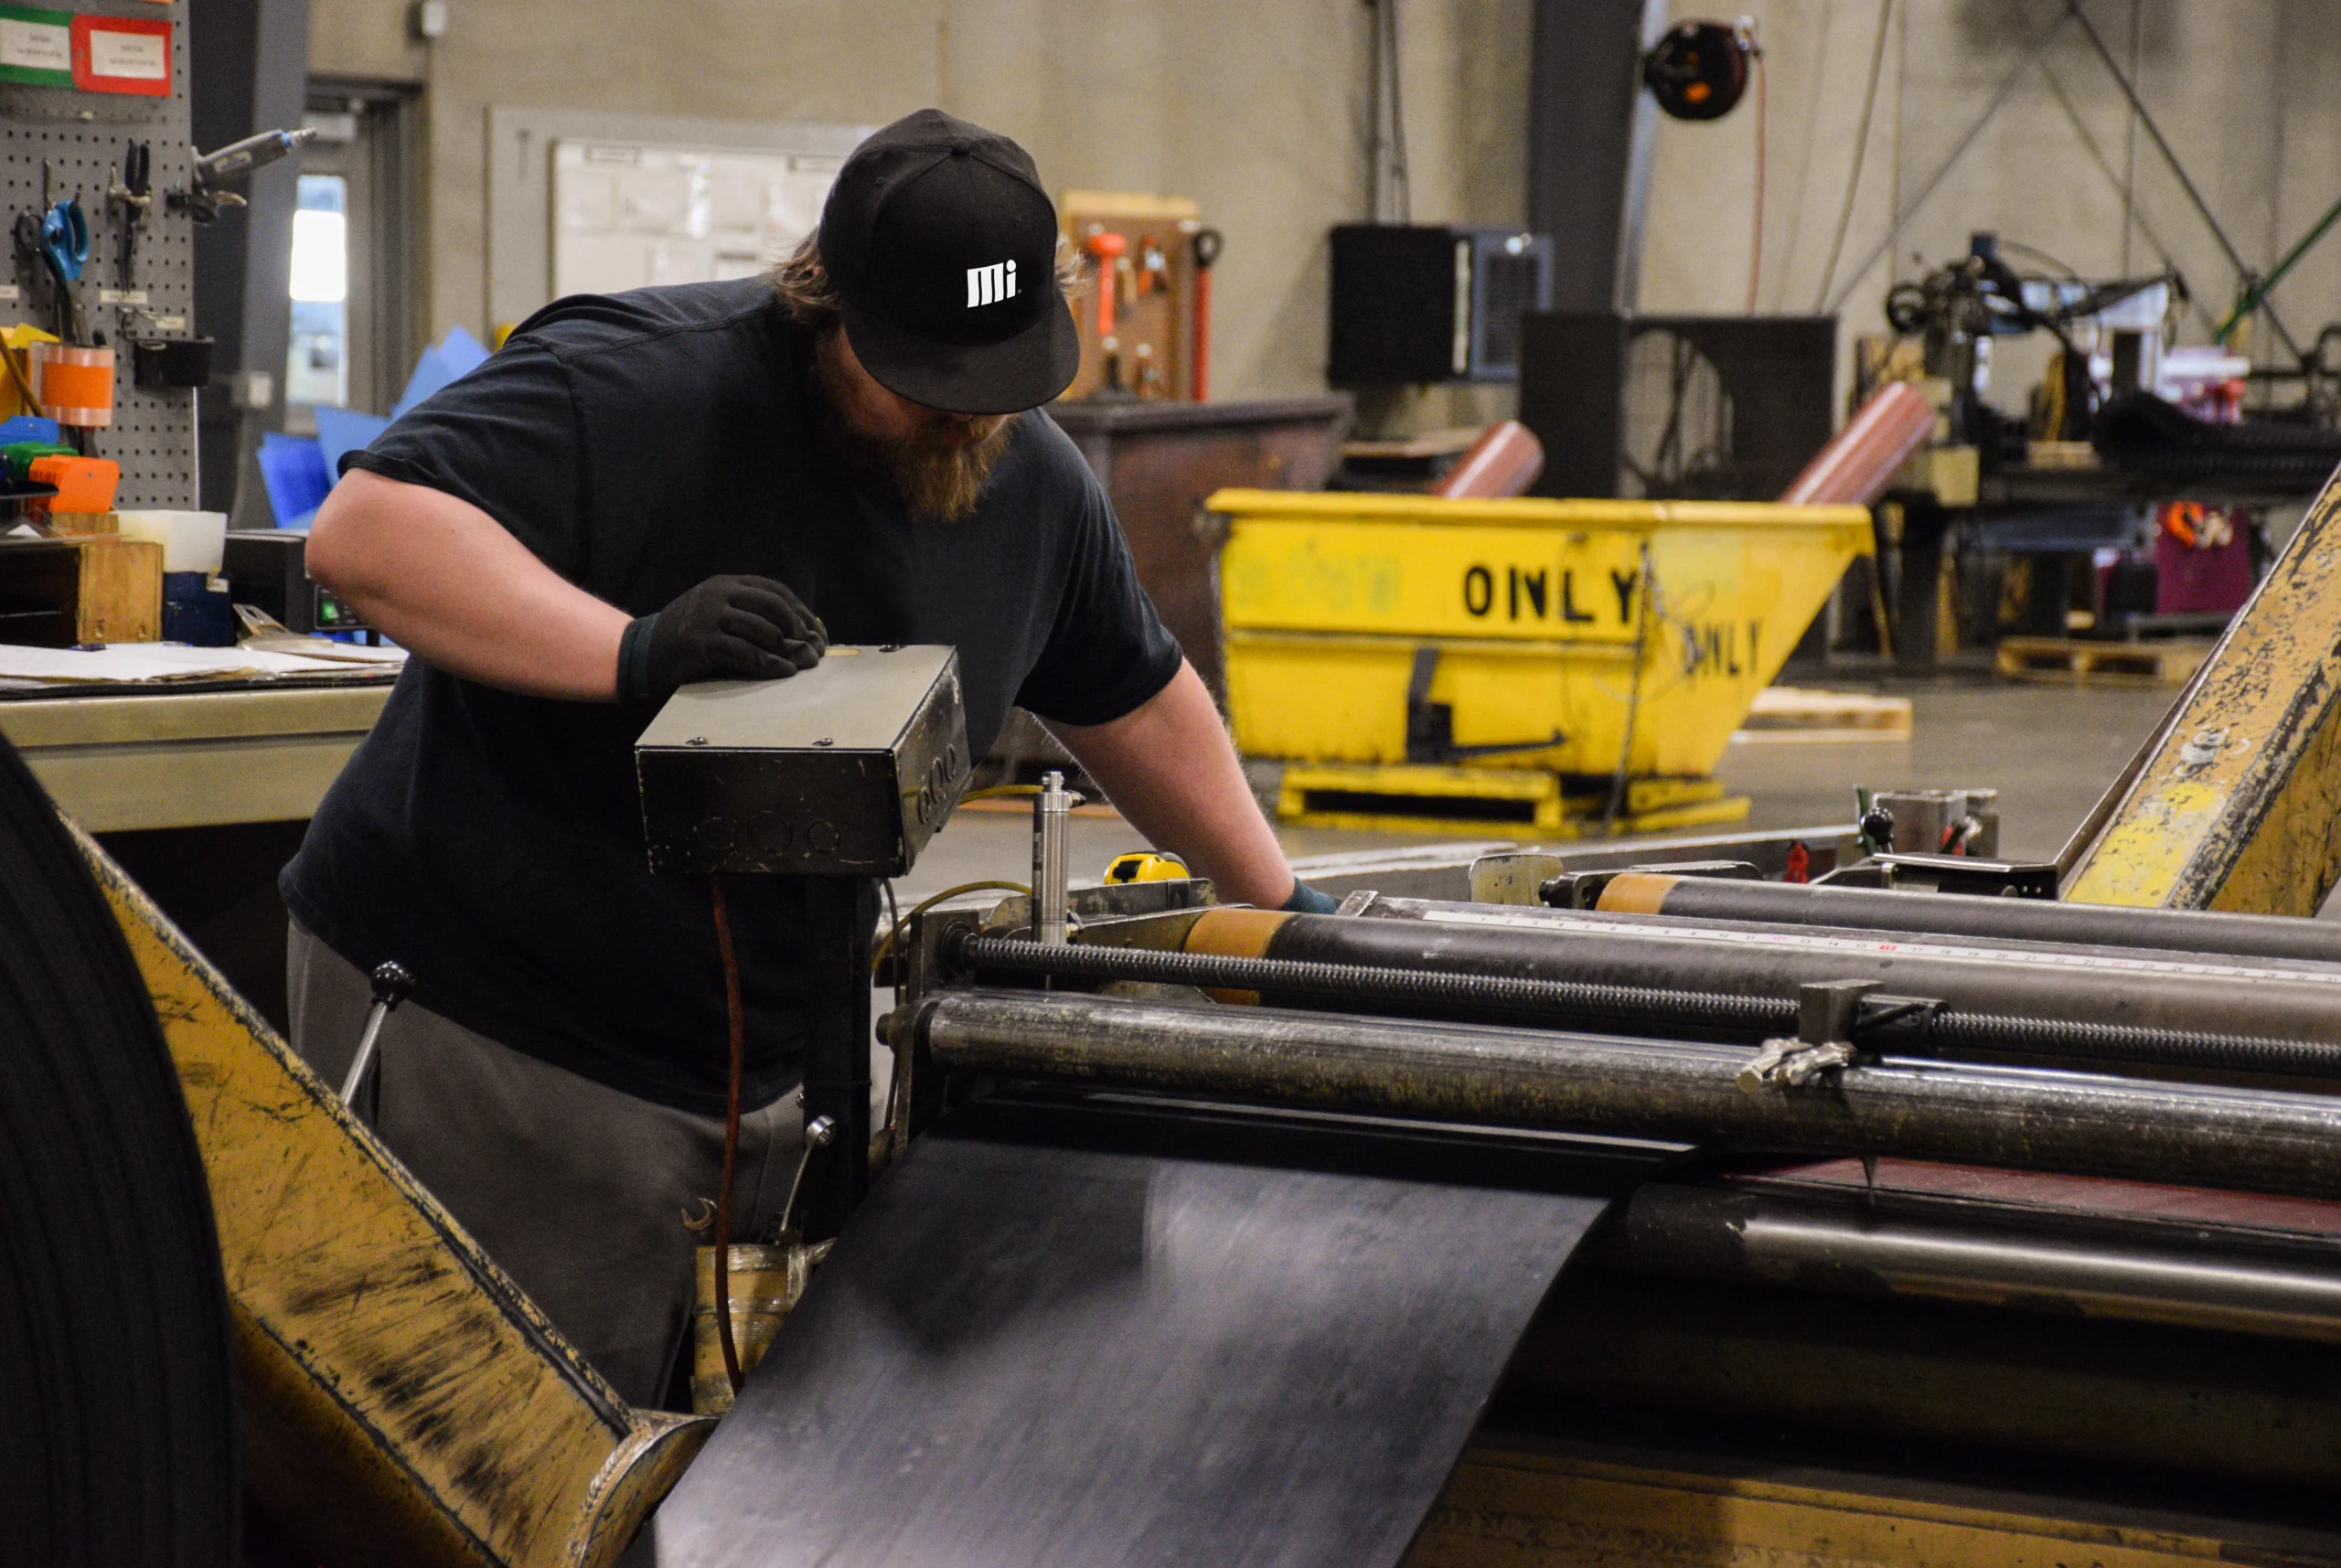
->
<box><xmin>636</xmin><ymin>645</ymin><xmax>969</xmax><ymax>877</ymax></box>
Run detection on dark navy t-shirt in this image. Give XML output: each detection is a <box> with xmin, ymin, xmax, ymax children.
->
<box><xmin>282</xmin><ymin>278</ymin><xmax>1181</xmax><ymax>1113</ymax></box>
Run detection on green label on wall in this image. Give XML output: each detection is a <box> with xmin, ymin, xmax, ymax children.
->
<box><xmin>0</xmin><ymin>6</ymin><xmax>73</xmax><ymax>87</ymax></box>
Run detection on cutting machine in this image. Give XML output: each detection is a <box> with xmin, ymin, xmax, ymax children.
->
<box><xmin>22</xmin><ymin>470</ymin><xmax>2341</xmax><ymax>1564</ymax></box>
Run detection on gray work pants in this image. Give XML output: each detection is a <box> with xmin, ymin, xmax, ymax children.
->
<box><xmin>286</xmin><ymin>922</ymin><xmax>808</xmax><ymax>1410</ymax></box>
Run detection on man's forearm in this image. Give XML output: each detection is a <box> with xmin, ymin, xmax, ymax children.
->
<box><xmin>308</xmin><ymin>470</ymin><xmax>628</xmax><ymax>699</ymax></box>
<box><xmin>1049</xmin><ymin>661</ymin><xmax>1298</xmax><ymax>909</ymax></box>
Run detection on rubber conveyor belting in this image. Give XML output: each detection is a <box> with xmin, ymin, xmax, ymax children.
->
<box><xmin>646</xmin><ymin>1094</ymin><xmax>1669</xmax><ymax>1567</ymax></box>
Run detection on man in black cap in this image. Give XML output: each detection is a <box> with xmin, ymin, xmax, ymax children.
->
<box><xmin>285</xmin><ymin>109</ymin><xmax>1328</xmax><ymax>1407</ymax></box>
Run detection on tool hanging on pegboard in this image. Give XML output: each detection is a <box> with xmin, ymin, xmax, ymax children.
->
<box><xmin>1060</xmin><ymin>191</ymin><xmax>1213</xmax><ymax>404</ymax></box>
<box><xmin>108</xmin><ymin>142</ymin><xmax>150</xmax><ymax>291</ymax></box>
<box><xmin>0</xmin><ymin>14</ymin><xmax>201</xmax><ymax>507</ymax></box>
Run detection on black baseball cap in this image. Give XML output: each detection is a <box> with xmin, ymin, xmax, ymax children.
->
<box><xmin>819</xmin><ymin>109</ymin><xmax>1079</xmax><ymax>416</ymax></box>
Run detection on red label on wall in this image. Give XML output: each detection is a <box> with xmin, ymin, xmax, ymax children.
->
<box><xmin>70</xmin><ymin>15</ymin><xmax>168</xmax><ymax>96</ymax></box>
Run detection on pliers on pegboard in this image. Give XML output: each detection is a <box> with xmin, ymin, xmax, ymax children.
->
<box><xmin>108</xmin><ymin>143</ymin><xmax>151</xmax><ymax>293</ymax></box>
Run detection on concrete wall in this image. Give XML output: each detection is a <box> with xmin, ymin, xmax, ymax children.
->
<box><xmin>310</xmin><ymin>0</ymin><xmax>2341</xmax><ymax>414</ymax></box>
<box><xmin>308</xmin><ymin>0</ymin><xmax>1527</xmax><ymax>412</ymax></box>
<box><xmin>1641</xmin><ymin>0</ymin><xmax>2341</xmax><ymax>402</ymax></box>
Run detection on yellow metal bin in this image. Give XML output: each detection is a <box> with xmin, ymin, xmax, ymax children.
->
<box><xmin>1207</xmin><ymin>489</ymin><xmax>1874</xmax><ymax>835</ymax></box>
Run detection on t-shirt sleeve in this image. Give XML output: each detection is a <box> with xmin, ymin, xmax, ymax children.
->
<box><xmin>1014</xmin><ymin>468</ymin><xmax>1184</xmax><ymax>727</ymax></box>
<box><xmin>339</xmin><ymin>345</ymin><xmax>593</xmax><ymax>581</ymax></box>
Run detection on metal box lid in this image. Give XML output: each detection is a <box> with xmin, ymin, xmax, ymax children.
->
<box><xmin>636</xmin><ymin>644</ymin><xmax>957</xmax><ymax>755</ymax></box>
<box><xmin>635</xmin><ymin>645</ymin><xmax>969</xmax><ymax>879</ymax></box>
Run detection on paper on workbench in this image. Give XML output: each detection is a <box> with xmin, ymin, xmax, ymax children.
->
<box><xmin>0</xmin><ymin>641</ymin><xmax>403</xmax><ymax>683</ymax></box>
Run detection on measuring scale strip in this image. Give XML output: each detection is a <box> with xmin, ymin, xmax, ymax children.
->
<box><xmin>1416</xmin><ymin>907</ymin><xmax>2341</xmax><ymax>988</ymax></box>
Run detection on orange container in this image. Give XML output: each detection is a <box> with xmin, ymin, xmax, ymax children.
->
<box><xmin>30</xmin><ymin>344</ymin><xmax>114</xmax><ymax>428</ymax></box>
<box><xmin>28</xmin><ymin>454</ymin><xmax>120</xmax><ymax>514</ymax></box>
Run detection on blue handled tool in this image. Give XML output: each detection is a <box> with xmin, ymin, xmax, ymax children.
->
<box><xmin>39</xmin><ymin>197</ymin><xmax>86</xmax><ymax>283</ymax></box>
<box><xmin>37</xmin><ymin>197</ymin><xmax>87</xmax><ymax>341</ymax></box>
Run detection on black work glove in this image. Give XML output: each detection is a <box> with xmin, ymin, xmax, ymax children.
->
<box><xmin>616</xmin><ymin>575</ymin><xmax>827</xmax><ymax>702</ymax></box>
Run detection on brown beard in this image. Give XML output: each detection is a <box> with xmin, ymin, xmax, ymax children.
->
<box><xmin>811</xmin><ymin>347</ymin><xmax>1017</xmax><ymax>524</ymax></box>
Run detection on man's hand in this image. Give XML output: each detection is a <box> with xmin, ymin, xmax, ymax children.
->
<box><xmin>623</xmin><ymin>576</ymin><xmax>827</xmax><ymax>701</ymax></box>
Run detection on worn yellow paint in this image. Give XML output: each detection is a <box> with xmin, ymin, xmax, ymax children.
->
<box><xmin>1207</xmin><ymin>490</ymin><xmax>1872</xmax><ymax>780</ymax></box>
<box><xmin>1402</xmin><ymin>1444</ymin><xmax>2320</xmax><ymax>1567</ymax></box>
<box><xmin>75</xmin><ymin>827</ymin><xmax>710</xmax><ymax>1567</ymax></box>
<box><xmin>2067</xmin><ymin>469</ymin><xmax>2341</xmax><ymax>913</ymax></box>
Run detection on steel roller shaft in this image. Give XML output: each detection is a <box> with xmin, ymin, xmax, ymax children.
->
<box><xmin>1594</xmin><ymin>871</ymin><xmax>2341</xmax><ymax>965</ymax></box>
<box><xmin>906</xmin><ymin>988</ymin><xmax>2341</xmax><ymax>1199</ymax></box>
<box><xmin>946</xmin><ymin>933</ymin><xmax>2341</xmax><ymax>1079</ymax></box>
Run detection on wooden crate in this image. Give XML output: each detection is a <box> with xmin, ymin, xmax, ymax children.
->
<box><xmin>1994</xmin><ymin>636</ymin><xmax>2211</xmax><ymax>688</ymax></box>
<box><xmin>0</xmin><ymin>535</ymin><xmax>163</xmax><ymax>645</ymax></box>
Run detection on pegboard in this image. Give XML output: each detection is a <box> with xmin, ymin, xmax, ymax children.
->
<box><xmin>0</xmin><ymin>1</ymin><xmax>195</xmax><ymax>510</ymax></box>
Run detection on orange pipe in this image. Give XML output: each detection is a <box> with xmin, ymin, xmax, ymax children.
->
<box><xmin>1779</xmin><ymin>381</ymin><xmax>1935</xmax><ymax>506</ymax></box>
<box><xmin>1434</xmin><ymin>420</ymin><xmax>1545</xmax><ymax>500</ymax></box>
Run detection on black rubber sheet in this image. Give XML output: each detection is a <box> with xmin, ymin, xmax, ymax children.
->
<box><xmin>647</xmin><ymin>1093</ymin><xmax>1663</xmax><ymax>1567</ymax></box>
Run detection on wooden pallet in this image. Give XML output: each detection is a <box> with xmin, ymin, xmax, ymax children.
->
<box><xmin>1276</xmin><ymin>763</ymin><xmax>1749</xmax><ymax>838</ymax></box>
<box><xmin>1994</xmin><ymin>636</ymin><xmax>2213</xmax><ymax>688</ymax></box>
<box><xmin>1733</xmin><ymin>687</ymin><xmax>1913</xmax><ymax>744</ymax></box>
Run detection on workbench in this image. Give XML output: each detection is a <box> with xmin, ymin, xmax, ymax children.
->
<box><xmin>0</xmin><ymin>677</ymin><xmax>394</xmax><ymax>831</ymax></box>
<box><xmin>0</xmin><ymin>674</ymin><xmax>396</xmax><ymax>1026</ymax></box>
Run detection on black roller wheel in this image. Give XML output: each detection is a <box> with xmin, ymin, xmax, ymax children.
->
<box><xmin>0</xmin><ymin>731</ymin><xmax>236</xmax><ymax>1565</ymax></box>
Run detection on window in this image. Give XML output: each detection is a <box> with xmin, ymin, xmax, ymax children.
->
<box><xmin>286</xmin><ymin>173</ymin><xmax>348</xmax><ymax>410</ymax></box>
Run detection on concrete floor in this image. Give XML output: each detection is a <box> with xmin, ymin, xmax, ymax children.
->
<box><xmin>898</xmin><ymin>677</ymin><xmax>2179</xmax><ymax>901</ymax></box>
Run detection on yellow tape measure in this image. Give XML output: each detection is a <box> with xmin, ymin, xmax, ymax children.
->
<box><xmin>1103</xmin><ymin>851</ymin><xmax>1190</xmax><ymax>884</ymax></box>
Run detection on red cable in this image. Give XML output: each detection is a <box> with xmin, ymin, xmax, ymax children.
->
<box><xmin>709</xmin><ymin>877</ymin><xmax>746</xmax><ymax>1395</ymax></box>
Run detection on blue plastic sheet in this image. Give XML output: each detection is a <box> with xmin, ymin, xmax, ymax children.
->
<box><xmin>256</xmin><ymin>432</ymin><xmax>333</xmax><ymax>529</ymax></box>
<box><xmin>389</xmin><ymin>325</ymin><xmax>492</xmax><ymax>421</ymax></box>
<box><xmin>313</xmin><ymin>405</ymin><xmax>392</xmax><ymax>478</ymax></box>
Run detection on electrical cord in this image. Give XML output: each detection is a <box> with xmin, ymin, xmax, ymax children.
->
<box><xmin>1814</xmin><ymin>0</ymin><xmax>1894</xmax><ymax>313</ymax></box>
<box><xmin>871</xmin><ymin>880</ymin><xmax>1034</xmax><ymax>975</ymax></box>
<box><xmin>1745</xmin><ymin>27</ymin><xmax>1767</xmax><ymax>313</ymax></box>
<box><xmin>708</xmin><ymin>877</ymin><xmax>746</xmax><ymax>1395</ymax></box>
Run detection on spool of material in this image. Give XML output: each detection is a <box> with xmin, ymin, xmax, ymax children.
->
<box><xmin>31</xmin><ymin>343</ymin><xmax>115</xmax><ymax>428</ymax></box>
<box><xmin>1434</xmin><ymin>419</ymin><xmax>1545</xmax><ymax>499</ymax></box>
<box><xmin>0</xmin><ymin>732</ymin><xmax>237</xmax><ymax>1563</ymax></box>
<box><xmin>1780</xmin><ymin>380</ymin><xmax>1935</xmax><ymax>506</ymax></box>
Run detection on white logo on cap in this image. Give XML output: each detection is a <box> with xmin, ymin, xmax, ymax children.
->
<box><xmin>967</xmin><ymin>260</ymin><xmax>1018</xmax><ymax>308</ymax></box>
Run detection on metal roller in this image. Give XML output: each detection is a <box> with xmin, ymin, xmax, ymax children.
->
<box><xmin>906</xmin><ymin>988</ymin><xmax>2341</xmax><ymax>1199</ymax></box>
<box><xmin>949</xmin><ymin>929</ymin><xmax>2341</xmax><ymax>1078</ymax></box>
<box><xmin>1227</xmin><ymin>902</ymin><xmax>2341</xmax><ymax>1048</ymax></box>
<box><xmin>1594</xmin><ymin>870</ymin><xmax>2341</xmax><ymax>965</ymax></box>
<box><xmin>1597</xmin><ymin>1179</ymin><xmax>2341</xmax><ymax>1343</ymax></box>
